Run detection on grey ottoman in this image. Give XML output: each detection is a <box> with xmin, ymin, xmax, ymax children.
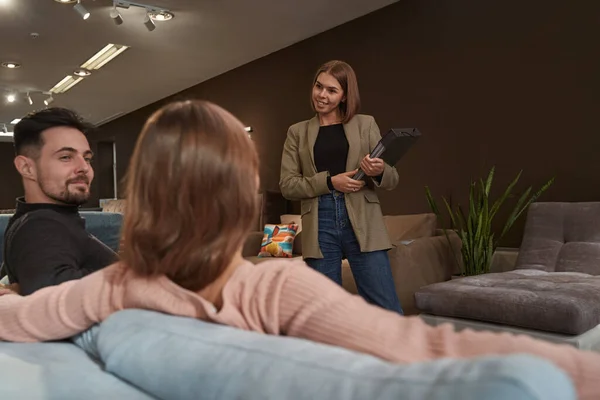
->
<box><xmin>415</xmin><ymin>202</ymin><xmax>600</xmax><ymax>350</ymax></box>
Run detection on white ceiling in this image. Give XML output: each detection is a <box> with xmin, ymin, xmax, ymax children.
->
<box><xmin>0</xmin><ymin>0</ymin><xmax>397</xmax><ymax>132</ymax></box>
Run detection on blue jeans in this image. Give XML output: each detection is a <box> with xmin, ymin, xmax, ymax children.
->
<box><xmin>305</xmin><ymin>191</ymin><xmax>403</xmax><ymax>314</ymax></box>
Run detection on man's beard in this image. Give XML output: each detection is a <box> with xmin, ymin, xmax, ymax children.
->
<box><xmin>39</xmin><ymin>176</ymin><xmax>90</xmax><ymax>206</ymax></box>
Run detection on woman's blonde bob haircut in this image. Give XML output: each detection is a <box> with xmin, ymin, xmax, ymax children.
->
<box><xmin>310</xmin><ymin>60</ymin><xmax>361</xmax><ymax>124</ymax></box>
<box><xmin>121</xmin><ymin>100</ymin><xmax>259</xmax><ymax>291</ymax></box>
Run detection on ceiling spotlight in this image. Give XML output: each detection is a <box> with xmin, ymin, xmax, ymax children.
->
<box><xmin>148</xmin><ymin>10</ymin><xmax>174</xmax><ymax>21</ymax></box>
<box><xmin>44</xmin><ymin>95</ymin><xmax>54</xmax><ymax>106</ymax></box>
<box><xmin>110</xmin><ymin>7</ymin><xmax>123</xmax><ymax>25</ymax></box>
<box><xmin>244</xmin><ymin>127</ymin><xmax>253</xmax><ymax>132</ymax></box>
<box><xmin>1</xmin><ymin>62</ymin><xmax>21</xmax><ymax>69</ymax></box>
<box><xmin>6</xmin><ymin>94</ymin><xmax>16</xmax><ymax>103</ymax></box>
<box><xmin>143</xmin><ymin>13</ymin><xmax>156</xmax><ymax>31</ymax></box>
<box><xmin>54</xmin><ymin>0</ymin><xmax>77</xmax><ymax>3</ymax></box>
<box><xmin>26</xmin><ymin>92</ymin><xmax>33</xmax><ymax>105</ymax></box>
<box><xmin>73</xmin><ymin>1</ymin><xmax>90</xmax><ymax>20</ymax></box>
<box><xmin>74</xmin><ymin>68</ymin><xmax>92</xmax><ymax>77</ymax></box>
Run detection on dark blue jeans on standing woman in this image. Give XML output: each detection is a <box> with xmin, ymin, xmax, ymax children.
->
<box><xmin>305</xmin><ymin>191</ymin><xmax>403</xmax><ymax>314</ymax></box>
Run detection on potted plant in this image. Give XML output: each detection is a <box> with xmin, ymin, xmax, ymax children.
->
<box><xmin>425</xmin><ymin>167</ymin><xmax>554</xmax><ymax>277</ymax></box>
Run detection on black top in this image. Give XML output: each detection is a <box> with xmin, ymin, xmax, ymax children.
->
<box><xmin>2</xmin><ymin>198</ymin><xmax>118</xmax><ymax>295</ymax></box>
<box><xmin>313</xmin><ymin>123</ymin><xmax>349</xmax><ymax>176</ymax></box>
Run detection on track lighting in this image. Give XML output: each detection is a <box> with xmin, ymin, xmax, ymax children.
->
<box><xmin>113</xmin><ymin>1</ymin><xmax>174</xmax><ymax>30</ymax></box>
<box><xmin>58</xmin><ymin>0</ymin><xmax>175</xmax><ymax>28</ymax></box>
<box><xmin>1</xmin><ymin>90</ymin><xmax>58</xmax><ymax>108</ymax></box>
<box><xmin>143</xmin><ymin>13</ymin><xmax>155</xmax><ymax>31</ymax></box>
<box><xmin>73</xmin><ymin>1</ymin><xmax>90</xmax><ymax>20</ymax></box>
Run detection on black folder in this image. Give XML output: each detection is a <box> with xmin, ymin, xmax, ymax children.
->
<box><xmin>353</xmin><ymin>128</ymin><xmax>421</xmax><ymax>180</ymax></box>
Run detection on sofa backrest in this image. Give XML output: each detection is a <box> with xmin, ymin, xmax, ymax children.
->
<box><xmin>515</xmin><ymin>202</ymin><xmax>600</xmax><ymax>275</ymax></box>
<box><xmin>383</xmin><ymin>213</ymin><xmax>437</xmax><ymax>243</ymax></box>
<box><xmin>0</xmin><ymin>211</ymin><xmax>123</xmax><ymax>265</ymax></box>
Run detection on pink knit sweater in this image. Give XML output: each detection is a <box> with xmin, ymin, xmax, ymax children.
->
<box><xmin>0</xmin><ymin>259</ymin><xmax>598</xmax><ymax>398</ymax></box>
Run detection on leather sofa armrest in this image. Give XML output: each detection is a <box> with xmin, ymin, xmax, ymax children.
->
<box><xmin>242</xmin><ymin>231</ymin><xmax>264</xmax><ymax>258</ymax></box>
<box><xmin>390</xmin><ymin>232</ymin><xmax>461</xmax><ymax>315</ymax></box>
<box><xmin>342</xmin><ymin>231</ymin><xmax>462</xmax><ymax>315</ymax></box>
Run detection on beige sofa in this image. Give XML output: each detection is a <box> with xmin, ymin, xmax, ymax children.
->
<box><xmin>103</xmin><ymin>197</ymin><xmax>461</xmax><ymax>315</ymax></box>
<box><xmin>243</xmin><ymin>212</ymin><xmax>461</xmax><ymax>316</ymax></box>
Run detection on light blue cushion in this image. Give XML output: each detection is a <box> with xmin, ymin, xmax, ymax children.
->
<box><xmin>0</xmin><ymin>341</ymin><xmax>150</xmax><ymax>399</ymax></box>
<box><xmin>90</xmin><ymin>310</ymin><xmax>576</xmax><ymax>400</ymax></box>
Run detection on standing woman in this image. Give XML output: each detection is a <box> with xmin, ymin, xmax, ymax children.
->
<box><xmin>279</xmin><ymin>60</ymin><xmax>402</xmax><ymax>314</ymax></box>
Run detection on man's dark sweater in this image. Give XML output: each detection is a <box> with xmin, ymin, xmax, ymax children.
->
<box><xmin>2</xmin><ymin>198</ymin><xmax>118</xmax><ymax>295</ymax></box>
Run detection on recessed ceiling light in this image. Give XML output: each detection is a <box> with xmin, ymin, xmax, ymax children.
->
<box><xmin>149</xmin><ymin>10</ymin><xmax>174</xmax><ymax>21</ymax></box>
<box><xmin>74</xmin><ymin>68</ymin><xmax>91</xmax><ymax>77</ymax></box>
<box><xmin>6</xmin><ymin>94</ymin><xmax>16</xmax><ymax>103</ymax></box>
<box><xmin>1</xmin><ymin>62</ymin><xmax>21</xmax><ymax>69</ymax></box>
<box><xmin>10</xmin><ymin>119</ymin><xmax>21</xmax><ymax>124</ymax></box>
<box><xmin>54</xmin><ymin>0</ymin><xmax>77</xmax><ymax>3</ymax></box>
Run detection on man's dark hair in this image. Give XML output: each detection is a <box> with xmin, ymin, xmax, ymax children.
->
<box><xmin>13</xmin><ymin>107</ymin><xmax>94</xmax><ymax>157</ymax></box>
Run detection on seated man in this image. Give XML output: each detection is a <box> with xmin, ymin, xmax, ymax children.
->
<box><xmin>0</xmin><ymin>108</ymin><xmax>117</xmax><ymax>295</ymax></box>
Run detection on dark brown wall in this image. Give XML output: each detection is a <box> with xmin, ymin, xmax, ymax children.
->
<box><xmin>7</xmin><ymin>0</ymin><xmax>598</xmax><ymax>247</ymax></box>
<box><xmin>0</xmin><ymin>143</ymin><xmax>21</xmax><ymax>209</ymax></box>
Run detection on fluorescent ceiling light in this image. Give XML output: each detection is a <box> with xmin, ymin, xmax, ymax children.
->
<box><xmin>10</xmin><ymin>118</ymin><xmax>21</xmax><ymax>124</ymax></box>
<box><xmin>80</xmin><ymin>43</ymin><xmax>129</xmax><ymax>70</ymax></box>
<box><xmin>49</xmin><ymin>75</ymin><xmax>83</xmax><ymax>94</ymax></box>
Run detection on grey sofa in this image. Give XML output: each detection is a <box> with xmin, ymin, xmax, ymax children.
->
<box><xmin>415</xmin><ymin>202</ymin><xmax>600</xmax><ymax>351</ymax></box>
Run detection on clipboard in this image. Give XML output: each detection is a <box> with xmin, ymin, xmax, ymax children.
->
<box><xmin>353</xmin><ymin>128</ymin><xmax>421</xmax><ymax>180</ymax></box>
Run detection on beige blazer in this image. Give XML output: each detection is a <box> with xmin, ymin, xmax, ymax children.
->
<box><xmin>279</xmin><ymin>114</ymin><xmax>399</xmax><ymax>259</ymax></box>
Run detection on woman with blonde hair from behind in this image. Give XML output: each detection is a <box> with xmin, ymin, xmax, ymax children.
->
<box><xmin>0</xmin><ymin>100</ymin><xmax>598</xmax><ymax>399</ymax></box>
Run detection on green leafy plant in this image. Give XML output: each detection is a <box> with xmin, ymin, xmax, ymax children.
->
<box><xmin>425</xmin><ymin>167</ymin><xmax>554</xmax><ymax>276</ymax></box>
